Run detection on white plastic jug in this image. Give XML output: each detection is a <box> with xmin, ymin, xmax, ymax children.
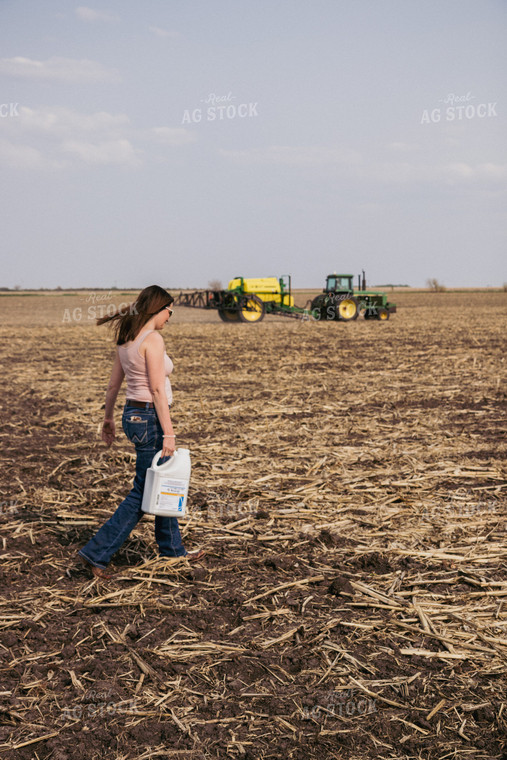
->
<box><xmin>141</xmin><ymin>448</ymin><xmax>191</xmax><ymax>517</ymax></box>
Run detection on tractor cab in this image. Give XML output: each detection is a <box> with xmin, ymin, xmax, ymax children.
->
<box><xmin>325</xmin><ymin>274</ymin><xmax>354</xmax><ymax>294</ymax></box>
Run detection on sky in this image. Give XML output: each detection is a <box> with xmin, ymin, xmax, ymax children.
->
<box><xmin>0</xmin><ymin>0</ymin><xmax>505</xmax><ymax>289</ymax></box>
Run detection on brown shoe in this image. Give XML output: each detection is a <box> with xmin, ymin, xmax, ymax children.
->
<box><xmin>78</xmin><ymin>554</ymin><xmax>115</xmax><ymax>579</ymax></box>
<box><xmin>186</xmin><ymin>549</ymin><xmax>206</xmax><ymax>562</ymax></box>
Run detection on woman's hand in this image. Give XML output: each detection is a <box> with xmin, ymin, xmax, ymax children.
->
<box><xmin>161</xmin><ymin>435</ymin><xmax>176</xmax><ymax>458</ymax></box>
<box><xmin>102</xmin><ymin>419</ymin><xmax>116</xmax><ymax>447</ymax></box>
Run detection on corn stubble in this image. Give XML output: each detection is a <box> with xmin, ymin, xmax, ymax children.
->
<box><xmin>0</xmin><ymin>290</ymin><xmax>505</xmax><ymax>759</ymax></box>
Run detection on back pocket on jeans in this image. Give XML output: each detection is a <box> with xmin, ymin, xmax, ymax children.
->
<box><xmin>123</xmin><ymin>417</ymin><xmax>148</xmax><ymax>445</ymax></box>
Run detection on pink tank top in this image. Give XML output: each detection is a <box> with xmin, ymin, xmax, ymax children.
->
<box><xmin>118</xmin><ymin>330</ymin><xmax>173</xmax><ymax>404</ymax></box>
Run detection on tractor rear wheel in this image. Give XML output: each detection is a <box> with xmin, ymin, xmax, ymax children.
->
<box><xmin>338</xmin><ymin>297</ymin><xmax>358</xmax><ymax>321</ymax></box>
<box><xmin>238</xmin><ymin>295</ymin><xmax>265</xmax><ymax>323</ymax></box>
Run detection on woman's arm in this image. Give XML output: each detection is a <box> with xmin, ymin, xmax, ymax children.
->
<box><xmin>102</xmin><ymin>351</ymin><xmax>125</xmax><ymax>446</ymax></box>
<box><xmin>144</xmin><ymin>332</ymin><xmax>175</xmax><ymax>457</ymax></box>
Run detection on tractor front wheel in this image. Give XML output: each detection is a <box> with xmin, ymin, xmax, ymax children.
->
<box><xmin>218</xmin><ymin>307</ymin><xmax>240</xmax><ymax>322</ymax></box>
<box><xmin>218</xmin><ymin>295</ymin><xmax>240</xmax><ymax>322</ymax></box>
<box><xmin>238</xmin><ymin>295</ymin><xmax>265</xmax><ymax>323</ymax></box>
<box><xmin>377</xmin><ymin>308</ymin><xmax>389</xmax><ymax>321</ymax></box>
<box><xmin>310</xmin><ymin>295</ymin><xmax>327</xmax><ymax>320</ymax></box>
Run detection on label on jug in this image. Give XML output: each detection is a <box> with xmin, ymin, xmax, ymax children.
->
<box><xmin>156</xmin><ymin>478</ymin><xmax>187</xmax><ymax>513</ymax></box>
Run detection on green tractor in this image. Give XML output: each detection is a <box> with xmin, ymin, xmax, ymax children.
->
<box><xmin>310</xmin><ymin>271</ymin><xmax>396</xmax><ymax>321</ymax></box>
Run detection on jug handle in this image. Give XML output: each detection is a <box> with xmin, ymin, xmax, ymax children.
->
<box><xmin>151</xmin><ymin>449</ymin><xmax>177</xmax><ymax>470</ymax></box>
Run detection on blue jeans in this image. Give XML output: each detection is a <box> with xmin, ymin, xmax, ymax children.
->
<box><xmin>79</xmin><ymin>404</ymin><xmax>186</xmax><ymax>569</ymax></box>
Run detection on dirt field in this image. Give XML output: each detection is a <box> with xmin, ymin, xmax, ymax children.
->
<box><xmin>0</xmin><ymin>290</ymin><xmax>506</xmax><ymax>760</ymax></box>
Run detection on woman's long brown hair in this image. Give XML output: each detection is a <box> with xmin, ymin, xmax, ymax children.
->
<box><xmin>97</xmin><ymin>285</ymin><xmax>174</xmax><ymax>344</ymax></box>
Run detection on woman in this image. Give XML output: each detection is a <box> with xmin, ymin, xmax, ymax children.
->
<box><xmin>78</xmin><ymin>285</ymin><xmax>205</xmax><ymax>579</ymax></box>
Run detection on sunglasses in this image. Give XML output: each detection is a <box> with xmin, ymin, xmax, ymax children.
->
<box><xmin>164</xmin><ymin>306</ymin><xmax>174</xmax><ymax>316</ymax></box>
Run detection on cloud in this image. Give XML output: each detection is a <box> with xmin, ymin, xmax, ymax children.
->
<box><xmin>148</xmin><ymin>25</ymin><xmax>179</xmax><ymax>38</ymax></box>
<box><xmin>220</xmin><ymin>145</ymin><xmax>362</xmax><ymax>167</ymax></box>
<box><xmin>0</xmin><ymin>106</ymin><xmax>135</xmax><ymax>167</ymax></box>
<box><xmin>0</xmin><ymin>56</ymin><xmax>120</xmax><ymax>83</ymax></box>
<box><xmin>149</xmin><ymin>127</ymin><xmax>196</xmax><ymax>146</ymax></box>
<box><xmin>62</xmin><ymin>138</ymin><xmax>140</xmax><ymax>165</ymax></box>
<box><xmin>0</xmin><ymin>106</ymin><xmax>196</xmax><ymax>169</ymax></box>
<box><xmin>75</xmin><ymin>6</ymin><xmax>119</xmax><ymax>23</ymax></box>
<box><xmin>444</xmin><ymin>162</ymin><xmax>474</xmax><ymax>180</ymax></box>
<box><xmin>18</xmin><ymin>106</ymin><xmax>130</xmax><ymax>137</ymax></box>
<box><xmin>388</xmin><ymin>142</ymin><xmax>421</xmax><ymax>153</ymax></box>
<box><xmin>373</xmin><ymin>161</ymin><xmax>507</xmax><ymax>185</ymax></box>
<box><xmin>221</xmin><ymin>143</ymin><xmax>507</xmax><ymax>189</ymax></box>
<box><xmin>0</xmin><ymin>138</ymin><xmax>49</xmax><ymax>169</ymax></box>
<box><xmin>443</xmin><ymin>162</ymin><xmax>507</xmax><ymax>183</ymax></box>
<box><xmin>476</xmin><ymin>163</ymin><xmax>507</xmax><ymax>180</ymax></box>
